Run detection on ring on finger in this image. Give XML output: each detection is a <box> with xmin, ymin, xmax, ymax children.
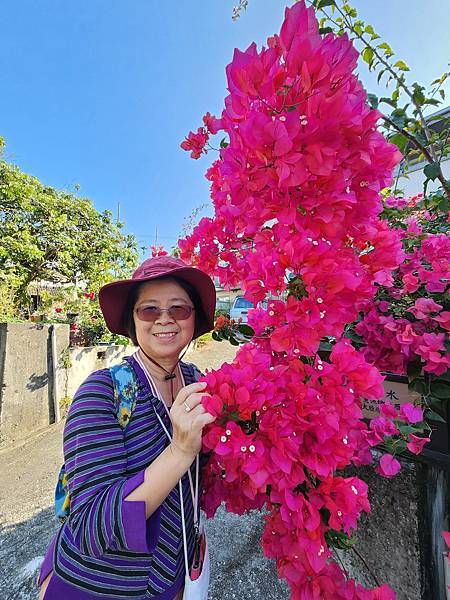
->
<box><xmin>184</xmin><ymin>401</ymin><xmax>192</xmax><ymax>412</ymax></box>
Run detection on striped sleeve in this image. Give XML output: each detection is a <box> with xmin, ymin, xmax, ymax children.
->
<box><xmin>64</xmin><ymin>369</ymin><xmax>160</xmax><ymax>558</ymax></box>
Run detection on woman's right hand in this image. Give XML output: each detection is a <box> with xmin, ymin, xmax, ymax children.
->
<box><xmin>169</xmin><ymin>382</ymin><xmax>216</xmax><ymax>459</ymax></box>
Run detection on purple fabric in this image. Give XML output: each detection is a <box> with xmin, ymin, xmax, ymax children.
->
<box><xmin>122</xmin><ymin>470</ymin><xmax>161</xmax><ymax>552</ymax></box>
<box><xmin>42</xmin><ymin>571</ymin><xmax>184</xmax><ymax>600</ymax></box>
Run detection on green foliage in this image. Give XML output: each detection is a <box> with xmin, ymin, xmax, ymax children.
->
<box><xmin>195</xmin><ymin>331</ymin><xmax>213</xmax><ymax>347</ymax></box>
<box><xmin>212</xmin><ymin>318</ymin><xmax>255</xmax><ymax>346</ymax></box>
<box><xmin>0</xmin><ymin>152</ymin><xmax>139</xmax><ymax>314</ymax></box>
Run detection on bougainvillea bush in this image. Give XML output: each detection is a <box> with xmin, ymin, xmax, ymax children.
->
<box><xmin>352</xmin><ymin>192</ymin><xmax>450</xmax><ymax>425</ymax></box>
<box><xmin>179</xmin><ymin>2</ymin><xmax>424</xmax><ymax>597</ymax></box>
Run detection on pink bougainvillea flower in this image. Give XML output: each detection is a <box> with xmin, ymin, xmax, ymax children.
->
<box><xmin>150</xmin><ymin>245</ymin><xmax>168</xmax><ymax>258</ymax></box>
<box><xmin>402</xmin><ymin>272</ymin><xmax>420</xmax><ymax>293</ymax></box>
<box><xmin>407</xmin><ymin>434</ymin><xmax>430</xmax><ymax>455</ymax></box>
<box><xmin>202</xmin><ymin>112</ymin><xmax>223</xmax><ymax>134</ymax></box>
<box><xmin>180</xmin><ymin>127</ymin><xmax>209</xmax><ymax>159</ymax></box>
<box><xmin>400</xmin><ymin>402</ymin><xmax>424</xmax><ymax>424</ymax></box>
<box><xmin>409</xmin><ymin>298</ymin><xmax>443</xmax><ymax>320</ymax></box>
<box><xmin>433</xmin><ymin>311</ymin><xmax>450</xmax><ymax>331</ymax></box>
<box><xmin>375</xmin><ymin>454</ymin><xmax>401</xmax><ymax>478</ymax></box>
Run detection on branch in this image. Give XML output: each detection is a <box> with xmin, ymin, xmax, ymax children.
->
<box><xmin>316</xmin><ymin>1</ymin><xmax>439</xmax><ymax>161</ymax></box>
<box><xmin>381</xmin><ymin>113</ymin><xmax>450</xmax><ymax>199</ymax></box>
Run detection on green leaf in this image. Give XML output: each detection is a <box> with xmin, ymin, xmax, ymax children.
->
<box><xmin>430</xmin><ymin>381</ymin><xmax>450</xmax><ymax>399</ymax></box>
<box><xmin>364</xmin><ymin>24</ymin><xmax>379</xmax><ymax>40</ymax></box>
<box><xmin>212</xmin><ymin>331</ymin><xmax>223</xmax><ymax>342</ymax></box>
<box><xmin>362</xmin><ymin>47</ymin><xmax>374</xmax><ymax>67</ymax></box>
<box><xmin>390</xmin><ymin>108</ymin><xmax>407</xmax><ymax>129</ymax></box>
<box><xmin>367</xmin><ymin>93</ymin><xmax>379</xmax><ymax>109</ymax></box>
<box><xmin>412</xmin><ymin>85</ymin><xmax>425</xmax><ymax>106</ymax></box>
<box><xmin>380</xmin><ymin>97</ymin><xmax>397</xmax><ymax>108</ymax></box>
<box><xmin>407</xmin><ymin>359</ymin><xmax>423</xmax><ymax>382</ymax></box>
<box><xmin>389</xmin><ymin>133</ymin><xmax>408</xmax><ymax>153</ymax></box>
<box><xmin>377</xmin><ymin>42</ymin><xmax>394</xmax><ymax>57</ymax></box>
<box><xmin>394</xmin><ymin>60</ymin><xmax>410</xmax><ymax>71</ymax></box>
<box><xmin>376</xmin><ymin>69</ymin><xmax>386</xmax><ymax>85</ymax></box>
<box><xmin>220</xmin><ymin>137</ymin><xmax>229</xmax><ymax>149</ymax></box>
<box><xmin>319</xmin><ymin>26</ymin><xmax>333</xmax><ymax>34</ymax></box>
<box><xmin>237</xmin><ymin>323</ymin><xmax>255</xmax><ymax>337</ymax></box>
<box><xmin>425</xmin><ymin>409</ymin><xmax>446</xmax><ymax>424</ymax></box>
<box><xmin>439</xmin><ymin>369</ymin><xmax>450</xmax><ymax>383</ymax></box>
<box><xmin>423</xmin><ymin>162</ymin><xmax>441</xmax><ymax>181</ymax></box>
<box><xmin>229</xmin><ymin>336</ymin><xmax>240</xmax><ymax>346</ymax></box>
<box><xmin>408</xmin><ymin>379</ymin><xmax>426</xmax><ymax>396</ymax></box>
<box><xmin>314</xmin><ymin>0</ymin><xmax>336</xmax><ymax>8</ymax></box>
<box><xmin>404</xmin><ymin>311</ymin><xmax>416</xmax><ymax>322</ymax></box>
<box><xmin>398</xmin><ymin>424</ymin><xmax>416</xmax><ymax>436</ymax></box>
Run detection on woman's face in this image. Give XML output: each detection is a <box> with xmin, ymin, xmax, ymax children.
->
<box><xmin>133</xmin><ymin>278</ymin><xmax>195</xmax><ymax>363</ymax></box>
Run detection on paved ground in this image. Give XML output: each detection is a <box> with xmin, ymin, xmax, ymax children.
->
<box><xmin>0</xmin><ymin>341</ymin><xmax>288</xmax><ymax>600</ymax></box>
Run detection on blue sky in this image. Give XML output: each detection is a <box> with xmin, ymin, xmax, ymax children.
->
<box><xmin>1</xmin><ymin>1</ymin><xmax>449</xmax><ymax>258</ymax></box>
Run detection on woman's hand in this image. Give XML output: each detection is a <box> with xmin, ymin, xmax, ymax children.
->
<box><xmin>169</xmin><ymin>382</ymin><xmax>216</xmax><ymax>459</ymax></box>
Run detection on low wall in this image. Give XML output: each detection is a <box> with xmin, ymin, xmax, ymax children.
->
<box><xmin>0</xmin><ymin>322</ymin><xmax>135</xmax><ymax>445</ymax></box>
<box><xmin>0</xmin><ymin>323</ymin><xmax>69</xmax><ymax>446</ymax></box>
<box><xmin>65</xmin><ymin>345</ymin><xmax>135</xmax><ymax>399</ymax></box>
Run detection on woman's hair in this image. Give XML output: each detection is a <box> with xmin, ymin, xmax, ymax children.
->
<box><xmin>120</xmin><ymin>275</ymin><xmax>206</xmax><ymax>346</ymax></box>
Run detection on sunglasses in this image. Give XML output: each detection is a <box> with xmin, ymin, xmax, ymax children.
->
<box><xmin>135</xmin><ymin>304</ymin><xmax>195</xmax><ymax>322</ymax></box>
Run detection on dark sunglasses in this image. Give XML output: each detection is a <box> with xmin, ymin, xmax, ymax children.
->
<box><xmin>135</xmin><ymin>305</ymin><xmax>195</xmax><ymax>322</ymax></box>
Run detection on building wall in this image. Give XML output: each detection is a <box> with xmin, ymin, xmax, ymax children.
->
<box><xmin>396</xmin><ymin>157</ymin><xmax>450</xmax><ymax>196</ymax></box>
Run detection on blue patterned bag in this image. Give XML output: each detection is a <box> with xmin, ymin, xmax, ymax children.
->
<box><xmin>54</xmin><ymin>360</ymin><xmax>140</xmax><ymax>521</ymax></box>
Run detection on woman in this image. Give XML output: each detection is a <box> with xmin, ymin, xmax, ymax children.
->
<box><xmin>38</xmin><ymin>256</ymin><xmax>217</xmax><ymax>600</ymax></box>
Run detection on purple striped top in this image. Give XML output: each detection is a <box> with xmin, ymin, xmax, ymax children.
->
<box><xmin>39</xmin><ymin>356</ymin><xmax>200</xmax><ymax>599</ymax></box>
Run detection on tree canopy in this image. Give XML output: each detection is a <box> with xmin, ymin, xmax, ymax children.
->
<box><xmin>0</xmin><ymin>148</ymin><xmax>139</xmax><ymax>311</ymax></box>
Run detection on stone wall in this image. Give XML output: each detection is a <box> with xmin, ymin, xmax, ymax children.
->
<box><xmin>338</xmin><ymin>459</ymin><xmax>450</xmax><ymax>600</ymax></box>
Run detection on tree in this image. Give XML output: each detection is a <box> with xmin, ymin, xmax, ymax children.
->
<box><xmin>0</xmin><ymin>151</ymin><xmax>139</xmax><ymax>312</ymax></box>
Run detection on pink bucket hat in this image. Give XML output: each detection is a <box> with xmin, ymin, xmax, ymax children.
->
<box><xmin>99</xmin><ymin>256</ymin><xmax>216</xmax><ymax>339</ymax></box>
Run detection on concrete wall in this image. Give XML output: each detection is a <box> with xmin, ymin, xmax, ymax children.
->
<box><xmin>0</xmin><ymin>323</ymin><xmax>69</xmax><ymax>446</ymax></box>
<box><xmin>0</xmin><ymin>323</ymin><xmax>135</xmax><ymax>446</ymax></box>
<box><xmin>65</xmin><ymin>345</ymin><xmax>134</xmax><ymax>398</ymax></box>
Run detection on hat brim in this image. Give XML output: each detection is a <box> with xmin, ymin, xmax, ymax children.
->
<box><xmin>99</xmin><ymin>266</ymin><xmax>216</xmax><ymax>339</ymax></box>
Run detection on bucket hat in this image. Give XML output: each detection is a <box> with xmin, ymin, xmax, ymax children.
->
<box><xmin>99</xmin><ymin>256</ymin><xmax>216</xmax><ymax>339</ymax></box>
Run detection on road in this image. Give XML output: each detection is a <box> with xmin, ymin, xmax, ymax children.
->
<box><xmin>0</xmin><ymin>341</ymin><xmax>288</xmax><ymax>600</ymax></box>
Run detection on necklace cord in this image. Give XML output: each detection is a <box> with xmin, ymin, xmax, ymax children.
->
<box><xmin>138</xmin><ymin>344</ymin><xmax>190</xmax><ymax>405</ymax></box>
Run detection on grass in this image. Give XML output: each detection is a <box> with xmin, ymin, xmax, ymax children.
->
<box><xmin>195</xmin><ymin>332</ymin><xmax>213</xmax><ymax>347</ymax></box>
